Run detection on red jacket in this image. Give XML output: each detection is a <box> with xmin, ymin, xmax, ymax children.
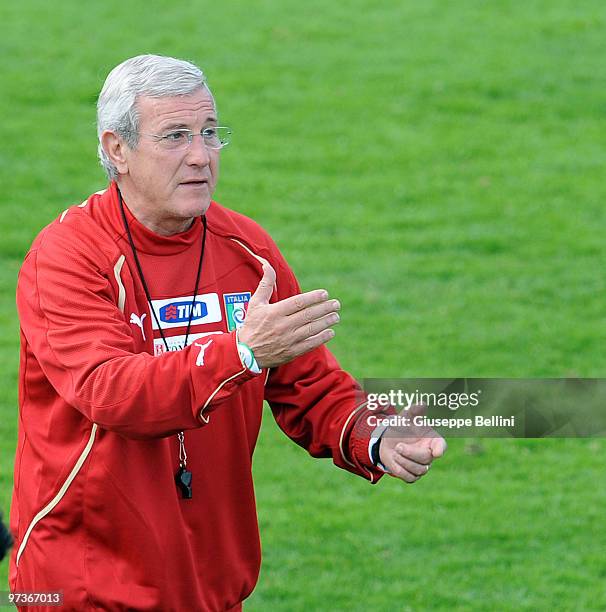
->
<box><xmin>9</xmin><ymin>182</ymin><xmax>384</xmax><ymax>611</ymax></box>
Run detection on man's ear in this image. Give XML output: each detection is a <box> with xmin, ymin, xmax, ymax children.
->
<box><xmin>100</xmin><ymin>131</ymin><xmax>130</xmax><ymax>175</ymax></box>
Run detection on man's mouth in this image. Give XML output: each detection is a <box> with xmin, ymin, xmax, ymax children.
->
<box><xmin>180</xmin><ymin>179</ymin><xmax>209</xmax><ymax>186</ymax></box>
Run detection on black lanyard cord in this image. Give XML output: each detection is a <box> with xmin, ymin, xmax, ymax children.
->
<box><xmin>117</xmin><ymin>188</ymin><xmax>207</xmax><ymax>352</ymax></box>
<box><xmin>117</xmin><ymin>188</ymin><xmax>207</xmax><ymax>500</ymax></box>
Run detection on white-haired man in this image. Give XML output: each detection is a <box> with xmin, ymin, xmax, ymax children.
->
<box><xmin>9</xmin><ymin>54</ymin><xmax>446</xmax><ymax>611</ymax></box>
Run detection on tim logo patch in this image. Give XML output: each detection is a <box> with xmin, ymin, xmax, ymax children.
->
<box><xmin>150</xmin><ymin>294</ymin><xmax>222</xmax><ymax>330</ymax></box>
<box><xmin>223</xmin><ymin>292</ymin><xmax>251</xmax><ymax>331</ymax></box>
<box><xmin>160</xmin><ymin>301</ymin><xmax>207</xmax><ymax>323</ymax></box>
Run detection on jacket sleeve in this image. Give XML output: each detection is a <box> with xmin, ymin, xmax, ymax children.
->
<box><xmin>17</xmin><ymin>228</ymin><xmax>257</xmax><ymax>440</ymax></box>
<box><xmin>263</xmin><ymin>249</ymin><xmax>391</xmax><ymax>483</ymax></box>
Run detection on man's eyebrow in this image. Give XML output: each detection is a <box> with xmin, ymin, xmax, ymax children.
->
<box><xmin>159</xmin><ymin>122</ymin><xmax>189</xmax><ymax>130</ymax></box>
<box><xmin>160</xmin><ymin>117</ymin><xmax>218</xmax><ymax>130</ymax></box>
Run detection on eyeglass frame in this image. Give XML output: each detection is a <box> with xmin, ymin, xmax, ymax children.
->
<box><xmin>139</xmin><ymin>126</ymin><xmax>232</xmax><ymax>151</ymax></box>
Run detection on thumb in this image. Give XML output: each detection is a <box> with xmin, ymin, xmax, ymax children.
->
<box><xmin>248</xmin><ymin>262</ymin><xmax>276</xmax><ymax>308</ymax></box>
<box><xmin>430</xmin><ymin>435</ymin><xmax>447</xmax><ymax>458</ymax></box>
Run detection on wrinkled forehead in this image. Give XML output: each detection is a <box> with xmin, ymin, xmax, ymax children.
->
<box><xmin>135</xmin><ymin>87</ymin><xmax>217</xmax><ymax>128</ymax></box>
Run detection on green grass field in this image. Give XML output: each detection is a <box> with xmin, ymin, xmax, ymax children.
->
<box><xmin>1</xmin><ymin>1</ymin><xmax>605</xmax><ymax>609</ymax></box>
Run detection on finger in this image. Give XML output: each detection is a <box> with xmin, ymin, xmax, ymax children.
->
<box><xmin>289</xmin><ymin>328</ymin><xmax>335</xmax><ymax>358</ymax></box>
<box><xmin>391</xmin><ymin>452</ymin><xmax>431</xmax><ymax>477</ymax></box>
<box><xmin>288</xmin><ymin>299</ymin><xmax>341</xmax><ymax>326</ymax></box>
<box><xmin>276</xmin><ymin>289</ymin><xmax>330</xmax><ymax>316</ymax></box>
<box><xmin>396</xmin><ymin>403</ymin><xmax>432</xmax><ymax>439</ymax></box>
<box><xmin>247</xmin><ymin>262</ymin><xmax>276</xmax><ymax>308</ymax></box>
<box><xmin>394</xmin><ymin>442</ymin><xmax>432</xmax><ymax>465</ymax></box>
<box><xmin>292</xmin><ymin>312</ymin><xmax>340</xmax><ymax>342</ymax></box>
<box><xmin>388</xmin><ymin>461</ymin><xmax>420</xmax><ymax>484</ymax></box>
<box><xmin>430</xmin><ymin>436</ymin><xmax>447</xmax><ymax>458</ymax></box>
<box><xmin>406</xmin><ymin>402</ymin><xmax>427</xmax><ymax>418</ymax></box>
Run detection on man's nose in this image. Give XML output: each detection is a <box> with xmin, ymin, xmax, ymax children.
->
<box><xmin>185</xmin><ymin>134</ymin><xmax>211</xmax><ymax>165</ymax></box>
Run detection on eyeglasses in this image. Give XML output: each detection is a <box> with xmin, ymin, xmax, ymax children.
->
<box><xmin>142</xmin><ymin>126</ymin><xmax>232</xmax><ymax>151</ymax></box>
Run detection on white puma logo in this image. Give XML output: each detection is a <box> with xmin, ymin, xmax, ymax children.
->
<box><xmin>129</xmin><ymin>312</ymin><xmax>147</xmax><ymax>341</ymax></box>
<box><xmin>194</xmin><ymin>339</ymin><xmax>213</xmax><ymax>366</ymax></box>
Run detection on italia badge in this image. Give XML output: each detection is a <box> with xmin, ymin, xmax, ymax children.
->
<box><xmin>223</xmin><ymin>292</ymin><xmax>252</xmax><ymax>331</ymax></box>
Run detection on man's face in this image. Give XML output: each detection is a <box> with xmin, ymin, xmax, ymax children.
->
<box><xmin>120</xmin><ymin>88</ymin><xmax>219</xmax><ymax>234</ymax></box>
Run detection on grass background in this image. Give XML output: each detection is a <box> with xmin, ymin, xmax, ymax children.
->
<box><xmin>1</xmin><ymin>0</ymin><xmax>605</xmax><ymax>609</ymax></box>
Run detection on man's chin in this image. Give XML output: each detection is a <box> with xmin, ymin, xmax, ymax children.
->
<box><xmin>181</xmin><ymin>195</ymin><xmax>212</xmax><ymax>218</ymax></box>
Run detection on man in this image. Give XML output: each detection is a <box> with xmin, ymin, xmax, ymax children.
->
<box><xmin>9</xmin><ymin>54</ymin><xmax>446</xmax><ymax>611</ymax></box>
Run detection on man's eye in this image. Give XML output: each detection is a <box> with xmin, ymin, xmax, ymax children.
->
<box><xmin>203</xmin><ymin>127</ymin><xmax>217</xmax><ymax>137</ymax></box>
<box><xmin>165</xmin><ymin>131</ymin><xmax>186</xmax><ymax>141</ymax></box>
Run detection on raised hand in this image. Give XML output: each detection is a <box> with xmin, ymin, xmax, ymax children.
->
<box><xmin>237</xmin><ymin>262</ymin><xmax>341</xmax><ymax>369</ymax></box>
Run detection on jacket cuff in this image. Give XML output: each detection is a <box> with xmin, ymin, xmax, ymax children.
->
<box><xmin>190</xmin><ymin>331</ymin><xmax>259</xmax><ymax>424</ymax></box>
<box><xmin>349</xmin><ymin>406</ymin><xmax>398</xmax><ymax>482</ymax></box>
